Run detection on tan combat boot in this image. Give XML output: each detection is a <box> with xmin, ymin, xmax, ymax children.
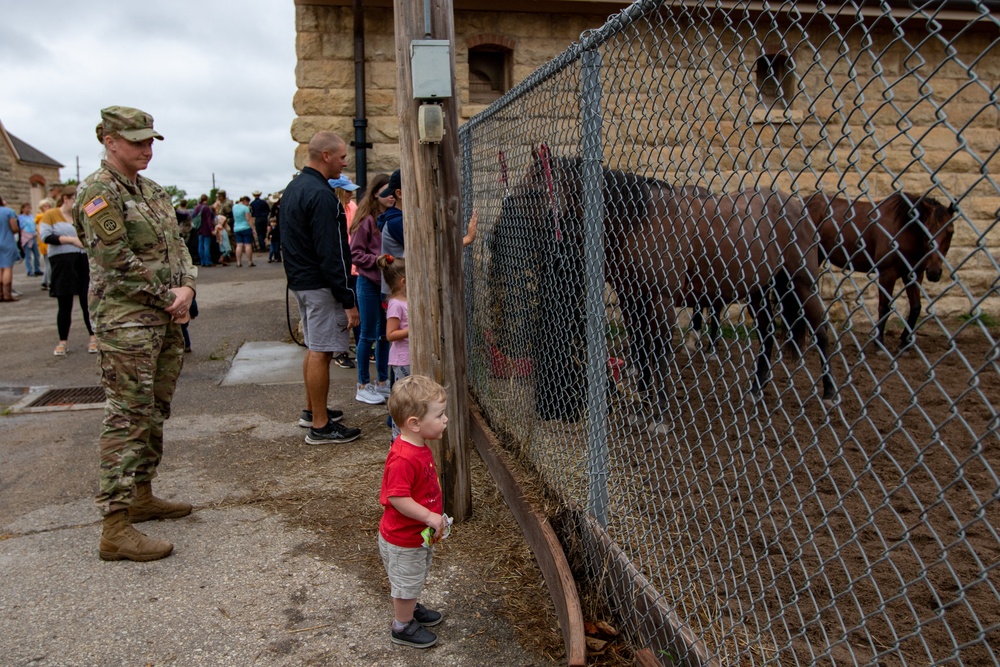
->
<box><xmin>99</xmin><ymin>509</ymin><xmax>173</xmax><ymax>561</ymax></box>
<box><xmin>128</xmin><ymin>481</ymin><xmax>193</xmax><ymax>523</ymax></box>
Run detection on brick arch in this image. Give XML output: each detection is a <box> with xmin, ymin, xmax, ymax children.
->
<box><xmin>28</xmin><ymin>174</ymin><xmax>47</xmax><ymax>186</ymax></box>
<box><xmin>466</xmin><ymin>33</ymin><xmax>516</xmax><ymax>51</ymax></box>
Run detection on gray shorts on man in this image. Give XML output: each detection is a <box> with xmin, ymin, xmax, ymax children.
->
<box><xmin>293</xmin><ymin>288</ymin><xmax>350</xmax><ymax>353</ymax></box>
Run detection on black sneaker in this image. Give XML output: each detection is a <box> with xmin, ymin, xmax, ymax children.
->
<box><xmin>298</xmin><ymin>408</ymin><xmax>345</xmax><ymax>428</ymax></box>
<box><xmin>305</xmin><ymin>421</ymin><xmax>361</xmax><ymax>445</ymax></box>
<box><xmin>413</xmin><ymin>603</ymin><xmax>443</xmax><ymax>627</ymax></box>
<box><xmin>334</xmin><ymin>352</ymin><xmax>355</xmax><ymax>369</ymax></box>
<box><xmin>391</xmin><ymin>619</ymin><xmax>438</xmax><ymax>649</ymax></box>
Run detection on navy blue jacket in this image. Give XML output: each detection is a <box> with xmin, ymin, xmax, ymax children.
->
<box><xmin>377</xmin><ymin>206</ymin><xmax>404</xmax><ymax>247</ymax></box>
<box><xmin>280</xmin><ymin>167</ymin><xmax>355</xmax><ymax>309</ymax></box>
<box><xmin>249</xmin><ymin>197</ymin><xmax>270</xmax><ymax>222</ymax></box>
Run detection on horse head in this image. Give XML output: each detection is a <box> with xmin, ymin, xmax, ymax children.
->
<box><xmin>910</xmin><ymin>193</ymin><xmax>957</xmax><ymax>282</ymax></box>
<box><xmin>521</xmin><ymin>145</ymin><xmax>653</xmax><ymax>239</ymax></box>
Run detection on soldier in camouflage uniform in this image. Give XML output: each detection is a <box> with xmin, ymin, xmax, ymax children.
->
<box><xmin>73</xmin><ymin>106</ymin><xmax>198</xmax><ymax>562</ymax></box>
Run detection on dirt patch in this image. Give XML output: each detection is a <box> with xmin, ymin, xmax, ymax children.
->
<box><xmin>616</xmin><ymin>322</ymin><xmax>1000</xmax><ymax>664</ymax></box>
<box><xmin>474</xmin><ymin>317</ymin><xmax>999</xmax><ymax>665</ymax></box>
<box><xmin>196</xmin><ymin>418</ymin><xmax>570</xmax><ymax>663</ymax></box>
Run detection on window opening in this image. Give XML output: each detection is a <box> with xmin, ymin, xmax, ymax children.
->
<box><xmin>469</xmin><ymin>47</ymin><xmax>509</xmax><ymax>104</ymax></box>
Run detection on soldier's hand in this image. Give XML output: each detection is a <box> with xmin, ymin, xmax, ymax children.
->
<box><xmin>165</xmin><ymin>286</ymin><xmax>195</xmax><ymax>319</ymax></box>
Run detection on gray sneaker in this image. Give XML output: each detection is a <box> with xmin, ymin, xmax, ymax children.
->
<box><xmin>305</xmin><ymin>421</ymin><xmax>361</xmax><ymax>445</ymax></box>
<box><xmin>356</xmin><ymin>384</ymin><xmax>386</xmax><ymax>405</ymax></box>
<box><xmin>391</xmin><ymin>619</ymin><xmax>438</xmax><ymax>649</ymax></box>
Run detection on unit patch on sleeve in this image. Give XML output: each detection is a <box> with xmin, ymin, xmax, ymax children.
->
<box><xmin>91</xmin><ymin>211</ymin><xmax>125</xmax><ymax>243</ymax></box>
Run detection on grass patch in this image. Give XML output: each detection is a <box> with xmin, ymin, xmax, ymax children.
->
<box><xmin>719</xmin><ymin>323</ymin><xmax>758</xmax><ymax>341</ymax></box>
<box><xmin>959</xmin><ymin>312</ymin><xmax>1000</xmax><ymax>328</ymax></box>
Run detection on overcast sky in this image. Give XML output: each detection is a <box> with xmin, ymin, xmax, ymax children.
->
<box><xmin>1</xmin><ymin>0</ymin><xmax>299</xmax><ymax>200</ymax></box>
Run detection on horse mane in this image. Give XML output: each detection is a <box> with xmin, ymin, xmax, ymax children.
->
<box><xmin>602</xmin><ymin>165</ymin><xmax>651</xmax><ymax>232</ymax></box>
<box><xmin>882</xmin><ymin>191</ymin><xmax>951</xmax><ymax>233</ymax></box>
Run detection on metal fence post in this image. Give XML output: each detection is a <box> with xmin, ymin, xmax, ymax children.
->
<box><xmin>581</xmin><ymin>42</ymin><xmax>609</xmax><ymax>527</ymax></box>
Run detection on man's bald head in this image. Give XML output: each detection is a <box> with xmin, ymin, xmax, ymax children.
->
<box><xmin>307</xmin><ymin>132</ymin><xmax>345</xmax><ymax>161</ymax></box>
<box><xmin>305</xmin><ymin>131</ymin><xmax>348</xmax><ymax>179</ymax></box>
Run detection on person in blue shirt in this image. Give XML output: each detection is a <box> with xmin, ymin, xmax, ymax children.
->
<box><xmin>18</xmin><ymin>202</ymin><xmax>41</xmax><ymax>277</ymax></box>
<box><xmin>0</xmin><ymin>193</ymin><xmax>21</xmax><ymax>301</ymax></box>
<box><xmin>231</xmin><ymin>195</ymin><xmax>256</xmax><ymax>267</ymax></box>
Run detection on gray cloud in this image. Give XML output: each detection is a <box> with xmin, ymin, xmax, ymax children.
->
<box><xmin>0</xmin><ymin>0</ymin><xmax>299</xmax><ymax>200</ymax></box>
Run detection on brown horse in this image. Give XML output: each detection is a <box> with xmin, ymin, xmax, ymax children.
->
<box><xmin>494</xmin><ymin>151</ymin><xmax>835</xmax><ymax>404</ymax></box>
<box><xmin>805</xmin><ymin>191</ymin><xmax>956</xmax><ymax>352</ymax></box>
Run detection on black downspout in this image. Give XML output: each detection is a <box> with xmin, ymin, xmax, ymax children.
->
<box><xmin>352</xmin><ymin>0</ymin><xmax>371</xmax><ymax>192</ymax></box>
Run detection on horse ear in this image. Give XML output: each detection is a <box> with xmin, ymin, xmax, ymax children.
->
<box><xmin>530</xmin><ymin>144</ymin><xmax>539</xmax><ymax>161</ymax></box>
<box><xmin>948</xmin><ymin>202</ymin><xmax>957</xmax><ymax>216</ymax></box>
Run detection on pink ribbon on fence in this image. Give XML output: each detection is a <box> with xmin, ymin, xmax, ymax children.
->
<box><xmin>538</xmin><ymin>143</ymin><xmax>562</xmax><ymax>242</ymax></box>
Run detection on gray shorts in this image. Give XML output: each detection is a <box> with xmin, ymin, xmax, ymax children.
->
<box><xmin>291</xmin><ymin>288</ymin><xmax>350</xmax><ymax>353</ymax></box>
<box><xmin>378</xmin><ymin>533</ymin><xmax>433</xmax><ymax>600</ymax></box>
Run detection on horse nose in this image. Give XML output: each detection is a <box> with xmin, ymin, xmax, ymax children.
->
<box><xmin>927</xmin><ymin>267</ymin><xmax>942</xmax><ymax>282</ymax></box>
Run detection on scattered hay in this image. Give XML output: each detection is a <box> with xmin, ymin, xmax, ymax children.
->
<box><xmin>230</xmin><ymin>425</ymin><xmax>569</xmax><ymax>663</ymax></box>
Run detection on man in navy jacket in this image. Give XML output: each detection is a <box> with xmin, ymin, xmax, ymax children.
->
<box><xmin>281</xmin><ymin>131</ymin><xmax>362</xmax><ymax>444</ymax></box>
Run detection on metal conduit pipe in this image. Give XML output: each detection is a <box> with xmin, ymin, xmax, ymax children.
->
<box><xmin>352</xmin><ymin>0</ymin><xmax>370</xmax><ymax>191</ymax></box>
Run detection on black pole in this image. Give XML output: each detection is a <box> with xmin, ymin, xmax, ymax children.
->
<box><xmin>352</xmin><ymin>0</ymin><xmax>371</xmax><ymax>192</ymax></box>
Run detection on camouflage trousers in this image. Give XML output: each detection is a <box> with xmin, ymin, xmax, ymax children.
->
<box><xmin>95</xmin><ymin>323</ymin><xmax>184</xmax><ymax>516</ymax></box>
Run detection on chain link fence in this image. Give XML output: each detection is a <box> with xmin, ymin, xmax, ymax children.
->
<box><xmin>459</xmin><ymin>1</ymin><xmax>1000</xmax><ymax>664</ymax></box>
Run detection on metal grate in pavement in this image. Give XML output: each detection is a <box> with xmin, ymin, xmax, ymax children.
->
<box><xmin>10</xmin><ymin>386</ymin><xmax>106</xmax><ymax>413</ymax></box>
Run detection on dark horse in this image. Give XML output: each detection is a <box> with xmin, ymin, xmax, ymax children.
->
<box><xmin>495</xmin><ymin>150</ymin><xmax>835</xmax><ymax>405</ymax></box>
<box><xmin>805</xmin><ymin>191</ymin><xmax>955</xmax><ymax>352</ymax></box>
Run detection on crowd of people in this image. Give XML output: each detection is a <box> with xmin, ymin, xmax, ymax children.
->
<box><xmin>5</xmin><ymin>111</ymin><xmax>473</xmax><ymax>651</ymax></box>
<box><xmin>174</xmin><ymin>188</ymin><xmax>282</xmax><ymax>270</ymax></box>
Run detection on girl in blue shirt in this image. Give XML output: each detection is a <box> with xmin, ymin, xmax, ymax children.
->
<box><xmin>18</xmin><ymin>203</ymin><xmax>41</xmax><ymax>277</ymax></box>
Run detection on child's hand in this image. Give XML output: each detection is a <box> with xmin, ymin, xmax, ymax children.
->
<box><xmin>426</xmin><ymin>512</ymin><xmax>446</xmax><ymax>534</ymax></box>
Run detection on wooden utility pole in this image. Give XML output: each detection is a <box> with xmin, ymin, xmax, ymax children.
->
<box><xmin>391</xmin><ymin>0</ymin><xmax>470</xmax><ymax>520</ymax></box>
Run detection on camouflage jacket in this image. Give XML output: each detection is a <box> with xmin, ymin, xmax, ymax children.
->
<box><xmin>73</xmin><ymin>160</ymin><xmax>197</xmax><ymax>332</ymax></box>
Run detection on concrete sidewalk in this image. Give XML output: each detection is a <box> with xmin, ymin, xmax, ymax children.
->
<box><xmin>0</xmin><ymin>264</ymin><xmax>562</xmax><ymax>667</ymax></box>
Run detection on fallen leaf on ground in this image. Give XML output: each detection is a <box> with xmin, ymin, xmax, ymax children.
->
<box><xmin>595</xmin><ymin>620</ymin><xmax>619</xmax><ymax>636</ymax></box>
<box><xmin>586</xmin><ymin>636</ymin><xmax>608</xmax><ymax>654</ymax></box>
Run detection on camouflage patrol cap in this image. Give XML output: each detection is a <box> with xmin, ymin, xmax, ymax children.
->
<box><xmin>98</xmin><ymin>106</ymin><xmax>164</xmax><ymax>142</ymax></box>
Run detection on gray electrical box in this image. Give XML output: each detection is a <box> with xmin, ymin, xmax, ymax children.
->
<box><xmin>411</xmin><ymin>40</ymin><xmax>452</xmax><ymax>99</ymax></box>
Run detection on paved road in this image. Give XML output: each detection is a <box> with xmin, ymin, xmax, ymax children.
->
<box><xmin>0</xmin><ymin>263</ymin><xmax>559</xmax><ymax>667</ymax></box>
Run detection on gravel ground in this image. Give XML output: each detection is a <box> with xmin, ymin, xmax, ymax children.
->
<box><xmin>0</xmin><ymin>263</ymin><xmax>564</xmax><ymax>667</ymax></box>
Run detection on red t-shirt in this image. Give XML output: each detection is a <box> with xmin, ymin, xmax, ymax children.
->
<box><xmin>379</xmin><ymin>436</ymin><xmax>443</xmax><ymax>548</ymax></box>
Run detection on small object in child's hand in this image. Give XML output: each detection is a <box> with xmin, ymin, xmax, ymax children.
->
<box><xmin>421</xmin><ymin>514</ymin><xmax>453</xmax><ymax>547</ymax></box>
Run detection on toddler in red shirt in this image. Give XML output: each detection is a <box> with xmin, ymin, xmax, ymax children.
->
<box><xmin>378</xmin><ymin>374</ymin><xmax>449</xmax><ymax>649</ymax></box>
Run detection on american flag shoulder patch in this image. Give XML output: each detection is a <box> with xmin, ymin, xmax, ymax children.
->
<box><xmin>84</xmin><ymin>196</ymin><xmax>109</xmax><ymax>217</ymax></box>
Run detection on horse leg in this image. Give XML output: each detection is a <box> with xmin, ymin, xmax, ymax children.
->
<box><xmin>875</xmin><ymin>269</ymin><xmax>899</xmax><ymax>355</ymax></box>
<box><xmin>797</xmin><ymin>282</ymin><xmax>837</xmax><ymax>405</ymax></box>
<box><xmin>900</xmin><ymin>275</ymin><xmax>923</xmax><ymax>351</ymax></box>
<box><xmin>619</xmin><ymin>289</ymin><xmax>652</xmax><ymax>391</ymax></box>
<box><xmin>708</xmin><ymin>300</ymin><xmax>723</xmax><ymax>355</ymax></box>
<box><xmin>750</xmin><ymin>289</ymin><xmax>775</xmax><ymax>398</ymax></box>
<box><xmin>776</xmin><ymin>269</ymin><xmax>806</xmax><ymax>358</ymax></box>
<box><xmin>686</xmin><ymin>307</ymin><xmax>704</xmax><ymax>353</ymax></box>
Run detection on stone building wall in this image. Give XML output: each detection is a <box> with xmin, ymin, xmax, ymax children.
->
<box><xmin>292</xmin><ymin>3</ymin><xmax>619</xmax><ymax>173</ymax></box>
<box><xmin>0</xmin><ymin>142</ymin><xmax>61</xmax><ymax>212</ymax></box>
<box><xmin>593</xmin><ymin>13</ymin><xmax>1000</xmax><ymax>319</ymax></box>
<box><xmin>293</xmin><ymin>4</ymin><xmax>999</xmax><ymax>319</ymax></box>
